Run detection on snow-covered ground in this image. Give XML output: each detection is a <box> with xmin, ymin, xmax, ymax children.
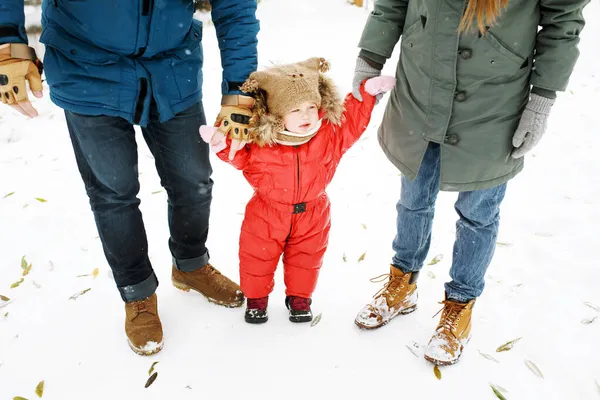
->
<box><xmin>1</xmin><ymin>1</ymin><xmax>599</xmax><ymax>399</ymax></box>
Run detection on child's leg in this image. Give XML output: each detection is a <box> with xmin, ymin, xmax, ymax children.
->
<box><xmin>239</xmin><ymin>196</ymin><xmax>290</xmax><ymax>299</ymax></box>
<box><xmin>283</xmin><ymin>201</ymin><xmax>331</xmax><ymax>298</ymax></box>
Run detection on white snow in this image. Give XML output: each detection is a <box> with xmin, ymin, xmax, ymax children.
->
<box><xmin>130</xmin><ymin>340</ymin><xmax>163</xmax><ymax>355</ymax></box>
<box><xmin>424</xmin><ymin>332</ymin><xmax>469</xmax><ymax>363</ymax></box>
<box><xmin>355</xmin><ymin>288</ymin><xmax>418</xmax><ymax>328</ymax></box>
<box><xmin>1</xmin><ymin>0</ymin><xmax>599</xmax><ymax>399</ymax></box>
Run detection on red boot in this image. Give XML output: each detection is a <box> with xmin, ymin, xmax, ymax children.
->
<box><xmin>285</xmin><ymin>296</ymin><xmax>313</xmax><ymax>323</ymax></box>
<box><xmin>245</xmin><ymin>297</ymin><xmax>269</xmax><ymax>324</ymax></box>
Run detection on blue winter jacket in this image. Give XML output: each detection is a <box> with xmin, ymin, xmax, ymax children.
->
<box><xmin>0</xmin><ymin>0</ymin><xmax>259</xmax><ymax>126</ymax></box>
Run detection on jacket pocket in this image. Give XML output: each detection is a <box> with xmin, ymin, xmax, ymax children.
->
<box><xmin>40</xmin><ymin>25</ymin><xmax>122</xmax><ymax>108</ymax></box>
<box><xmin>402</xmin><ymin>17</ymin><xmax>424</xmax><ymax>40</ymax></box>
<box><xmin>461</xmin><ymin>30</ymin><xmax>528</xmax><ymax>83</ymax></box>
<box><xmin>400</xmin><ymin>15</ymin><xmax>429</xmax><ymax>56</ymax></box>
<box><xmin>40</xmin><ymin>25</ymin><xmax>120</xmax><ymax>66</ymax></box>
<box><xmin>170</xmin><ymin>21</ymin><xmax>203</xmax><ymax>101</ymax></box>
<box><xmin>483</xmin><ymin>31</ymin><xmax>526</xmax><ymax>68</ymax></box>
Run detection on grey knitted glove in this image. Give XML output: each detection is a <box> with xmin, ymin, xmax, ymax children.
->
<box><xmin>511</xmin><ymin>93</ymin><xmax>555</xmax><ymax>158</ymax></box>
<box><xmin>352</xmin><ymin>57</ymin><xmax>382</xmax><ymax>102</ymax></box>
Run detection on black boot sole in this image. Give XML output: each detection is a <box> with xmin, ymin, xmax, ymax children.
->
<box><xmin>245</xmin><ymin>310</ymin><xmax>268</xmax><ymax>324</ymax></box>
<box><xmin>245</xmin><ymin>316</ymin><xmax>269</xmax><ymax>324</ymax></box>
<box><xmin>289</xmin><ymin>314</ymin><xmax>312</xmax><ymax>323</ymax></box>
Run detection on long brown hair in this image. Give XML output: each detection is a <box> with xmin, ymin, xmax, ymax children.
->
<box><xmin>458</xmin><ymin>0</ymin><xmax>509</xmax><ymax>34</ymax></box>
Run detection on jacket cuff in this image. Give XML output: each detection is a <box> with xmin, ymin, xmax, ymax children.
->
<box><xmin>0</xmin><ymin>25</ymin><xmax>28</xmax><ymax>45</ymax></box>
<box><xmin>531</xmin><ymin>86</ymin><xmax>557</xmax><ymax>100</ymax></box>
<box><xmin>359</xmin><ymin>49</ymin><xmax>385</xmax><ymax>70</ymax></box>
<box><xmin>221</xmin><ymin>80</ymin><xmax>247</xmax><ymax>95</ymax></box>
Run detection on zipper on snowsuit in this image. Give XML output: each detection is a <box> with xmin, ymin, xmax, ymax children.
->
<box><xmin>293</xmin><ymin>150</ymin><xmax>306</xmax><ymax>213</ymax></box>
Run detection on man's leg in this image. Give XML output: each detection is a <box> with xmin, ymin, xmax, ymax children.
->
<box><xmin>141</xmin><ymin>101</ymin><xmax>243</xmax><ymax>307</ymax></box>
<box><xmin>64</xmin><ymin>111</ymin><xmax>162</xmax><ymax>356</ymax></box>
<box><xmin>65</xmin><ymin>111</ymin><xmax>157</xmax><ymax>300</ymax></box>
<box><xmin>141</xmin><ymin>102</ymin><xmax>211</xmax><ymax>268</ymax></box>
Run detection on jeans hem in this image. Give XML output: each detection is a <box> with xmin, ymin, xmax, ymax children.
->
<box><xmin>173</xmin><ymin>250</ymin><xmax>210</xmax><ymax>272</ymax></box>
<box><xmin>118</xmin><ymin>272</ymin><xmax>159</xmax><ymax>303</ymax></box>
<box><xmin>444</xmin><ymin>288</ymin><xmax>477</xmax><ymax>304</ymax></box>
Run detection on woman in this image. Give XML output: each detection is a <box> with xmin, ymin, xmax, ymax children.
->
<box><xmin>351</xmin><ymin>0</ymin><xmax>589</xmax><ymax>365</ymax></box>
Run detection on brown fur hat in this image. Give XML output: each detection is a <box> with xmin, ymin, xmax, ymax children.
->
<box><xmin>240</xmin><ymin>57</ymin><xmax>344</xmax><ymax>146</ymax></box>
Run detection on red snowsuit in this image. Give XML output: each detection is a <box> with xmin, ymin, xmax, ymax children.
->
<box><xmin>218</xmin><ymin>86</ymin><xmax>376</xmax><ymax>299</ymax></box>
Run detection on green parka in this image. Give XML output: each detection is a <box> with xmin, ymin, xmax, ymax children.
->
<box><xmin>359</xmin><ymin>0</ymin><xmax>589</xmax><ymax>190</ymax></box>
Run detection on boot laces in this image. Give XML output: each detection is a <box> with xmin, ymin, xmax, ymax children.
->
<box><xmin>370</xmin><ymin>273</ymin><xmax>407</xmax><ymax>299</ymax></box>
<box><xmin>204</xmin><ymin>264</ymin><xmax>221</xmax><ymax>275</ymax></box>
<box><xmin>201</xmin><ymin>264</ymin><xmax>226</xmax><ymax>293</ymax></box>
<box><xmin>247</xmin><ymin>297</ymin><xmax>268</xmax><ymax>311</ymax></box>
<box><xmin>433</xmin><ymin>300</ymin><xmax>466</xmax><ymax>337</ymax></box>
<box><xmin>132</xmin><ymin>297</ymin><xmax>153</xmax><ymax>316</ymax></box>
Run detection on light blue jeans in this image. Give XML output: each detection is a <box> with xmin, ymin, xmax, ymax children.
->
<box><xmin>392</xmin><ymin>143</ymin><xmax>507</xmax><ymax>302</ymax></box>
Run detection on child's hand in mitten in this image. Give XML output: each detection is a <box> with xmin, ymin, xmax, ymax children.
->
<box><xmin>200</xmin><ymin>125</ymin><xmax>227</xmax><ymax>153</ymax></box>
<box><xmin>364</xmin><ymin>75</ymin><xmax>396</xmax><ymax>98</ymax></box>
<box><xmin>200</xmin><ymin>125</ymin><xmax>247</xmax><ymax>160</ymax></box>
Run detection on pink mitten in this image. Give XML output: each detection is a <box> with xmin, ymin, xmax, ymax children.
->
<box><xmin>199</xmin><ymin>125</ymin><xmax>227</xmax><ymax>153</ymax></box>
<box><xmin>364</xmin><ymin>75</ymin><xmax>396</xmax><ymax>96</ymax></box>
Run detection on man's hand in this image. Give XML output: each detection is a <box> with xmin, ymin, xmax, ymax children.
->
<box><xmin>214</xmin><ymin>94</ymin><xmax>255</xmax><ymax>160</ymax></box>
<box><xmin>511</xmin><ymin>93</ymin><xmax>555</xmax><ymax>159</ymax></box>
<box><xmin>0</xmin><ymin>43</ymin><xmax>44</xmax><ymax>118</ymax></box>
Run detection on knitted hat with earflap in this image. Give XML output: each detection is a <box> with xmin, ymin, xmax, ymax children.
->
<box><xmin>241</xmin><ymin>57</ymin><xmax>344</xmax><ymax>146</ymax></box>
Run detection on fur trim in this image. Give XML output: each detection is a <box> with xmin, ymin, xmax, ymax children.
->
<box><xmin>240</xmin><ymin>78</ymin><xmax>260</xmax><ymax>93</ymax></box>
<box><xmin>247</xmin><ymin>88</ymin><xmax>284</xmax><ymax>147</ymax></box>
<box><xmin>241</xmin><ymin>58</ymin><xmax>345</xmax><ymax>145</ymax></box>
<box><xmin>241</xmin><ymin>70</ymin><xmax>270</xmax><ymax>93</ymax></box>
<box><xmin>318</xmin><ymin>74</ymin><xmax>344</xmax><ymax>126</ymax></box>
<box><xmin>318</xmin><ymin>59</ymin><xmax>330</xmax><ymax>73</ymax></box>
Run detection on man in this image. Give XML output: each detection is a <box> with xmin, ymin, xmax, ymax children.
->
<box><xmin>0</xmin><ymin>0</ymin><xmax>259</xmax><ymax>355</ymax></box>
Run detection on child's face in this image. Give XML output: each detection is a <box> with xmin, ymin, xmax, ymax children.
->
<box><xmin>283</xmin><ymin>102</ymin><xmax>319</xmax><ymax>134</ymax></box>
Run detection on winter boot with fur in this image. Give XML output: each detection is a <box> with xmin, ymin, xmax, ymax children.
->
<box><xmin>424</xmin><ymin>295</ymin><xmax>476</xmax><ymax>366</ymax></box>
<box><xmin>285</xmin><ymin>296</ymin><xmax>313</xmax><ymax>323</ymax></box>
<box><xmin>124</xmin><ymin>293</ymin><xmax>163</xmax><ymax>356</ymax></box>
<box><xmin>245</xmin><ymin>296</ymin><xmax>269</xmax><ymax>324</ymax></box>
<box><xmin>354</xmin><ymin>265</ymin><xmax>418</xmax><ymax>329</ymax></box>
<box><xmin>172</xmin><ymin>264</ymin><xmax>244</xmax><ymax>308</ymax></box>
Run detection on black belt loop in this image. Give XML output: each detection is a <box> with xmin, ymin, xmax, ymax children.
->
<box><xmin>292</xmin><ymin>202</ymin><xmax>306</xmax><ymax>214</ymax></box>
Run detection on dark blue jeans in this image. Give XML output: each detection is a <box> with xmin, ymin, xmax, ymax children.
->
<box><xmin>392</xmin><ymin>143</ymin><xmax>507</xmax><ymax>302</ymax></box>
<box><xmin>65</xmin><ymin>102</ymin><xmax>213</xmax><ymax>302</ymax></box>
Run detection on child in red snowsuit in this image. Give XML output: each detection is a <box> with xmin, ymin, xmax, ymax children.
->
<box><xmin>200</xmin><ymin>57</ymin><xmax>394</xmax><ymax>324</ymax></box>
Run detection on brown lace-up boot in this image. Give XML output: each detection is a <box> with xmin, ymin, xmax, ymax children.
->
<box><xmin>172</xmin><ymin>264</ymin><xmax>244</xmax><ymax>307</ymax></box>
<box><xmin>354</xmin><ymin>265</ymin><xmax>418</xmax><ymax>329</ymax></box>
<box><xmin>424</xmin><ymin>295</ymin><xmax>476</xmax><ymax>366</ymax></box>
<box><xmin>124</xmin><ymin>293</ymin><xmax>163</xmax><ymax>356</ymax></box>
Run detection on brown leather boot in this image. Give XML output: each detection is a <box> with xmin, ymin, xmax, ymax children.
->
<box><xmin>424</xmin><ymin>296</ymin><xmax>476</xmax><ymax>366</ymax></box>
<box><xmin>354</xmin><ymin>265</ymin><xmax>418</xmax><ymax>329</ymax></box>
<box><xmin>172</xmin><ymin>264</ymin><xmax>244</xmax><ymax>308</ymax></box>
<box><xmin>124</xmin><ymin>293</ymin><xmax>163</xmax><ymax>356</ymax></box>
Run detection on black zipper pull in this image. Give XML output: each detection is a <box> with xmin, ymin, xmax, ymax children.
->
<box><xmin>142</xmin><ymin>0</ymin><xmax>151</xmax><ymax>16</ymax></box>
<box><xmin>134</xmin><ymin>78</ymin><xmax>148</xmax><ymax>125</ymax></box>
